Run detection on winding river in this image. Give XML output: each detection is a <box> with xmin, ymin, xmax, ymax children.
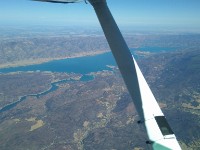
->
<box><xmin>0</xmin><ymin>75</ymin><xmax>94</xmax><ymax>113</ymax></box>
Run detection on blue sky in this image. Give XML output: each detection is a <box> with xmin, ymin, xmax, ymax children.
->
<box><xmin>0</xmin><ymin>0</ymin><xmax>200</xmax><ymax>31</ymax></box>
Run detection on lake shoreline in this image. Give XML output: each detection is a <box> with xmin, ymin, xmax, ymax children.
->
<box><xmin>0</xmin><ymin>50</ymin><xmax>109</xmax><ymax>69</ymax></box>
<box><xmin>0</xmin><ymin>72</ymin><xmax>95</xmax><ymax>113</ymax></box>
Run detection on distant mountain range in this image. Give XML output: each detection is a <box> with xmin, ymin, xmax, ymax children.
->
<box><xmin>1</xmin><ymin>32</ymin><xmax>200</xmax><ymax>68</ymax></box>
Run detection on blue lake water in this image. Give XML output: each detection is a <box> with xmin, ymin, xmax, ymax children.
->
<box><xmin>0</xmin><ymin>47</ymin><xmax>175</xmax><ymax>74</ymax></box>
<box><xmin>0</xmin><ymin>52</ymin><xmax>116</xmax><ymax>74</ymax></box>
<box><xmin>0</xmin><ymin>79</ymin><xmax>70</xmax><ymax>113</ymax></box>
<box><xmin>0</xmin><ymin>47</ymin><xmax>175</xmax><ymax>113</ymax></box>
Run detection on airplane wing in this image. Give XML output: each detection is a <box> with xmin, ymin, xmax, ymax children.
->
<box><xmin>88</xmin><ymin>0</ymin><xmax>182</xmax><ymax>149</ymax></box>
<box><xmin>132</xmin><ymin>56</ymin><xmax>182</xmax><ymax>149</ymax></box>
<box><xmin>32</xmin><ymin>0</ymin><xmax>182</xmax><ymax>149</ymax></box>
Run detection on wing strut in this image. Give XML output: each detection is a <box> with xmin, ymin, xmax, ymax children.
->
<box><xmin>32</xmin><ymin>0</ymin><xmax>182</xmax><ymax>149</ymax></box>
<box><xmin>88</xmin><ymin>0</ymin><xmax>182</xmax><ymax>149</ymax></box>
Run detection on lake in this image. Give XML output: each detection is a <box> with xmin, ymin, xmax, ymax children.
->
<box><xmin>0</xmin><ymin>47</ymin><xmax>174</xmax><ymax>74</ymax></box>
<box><xmin>0</xmin><ymin>52</ymin><xmax>115</xmax><ymax>74</ymax></box>
<box><xmin>0</xmin><ymin>47</ymin><xmax>175</xmax><ymax>113</ymax></box>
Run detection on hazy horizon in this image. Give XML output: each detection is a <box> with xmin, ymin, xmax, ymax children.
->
<box><xmin>0</xmin><ymin>0</ymin><xmax>200</xmax><ymax>33</ymax></box>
